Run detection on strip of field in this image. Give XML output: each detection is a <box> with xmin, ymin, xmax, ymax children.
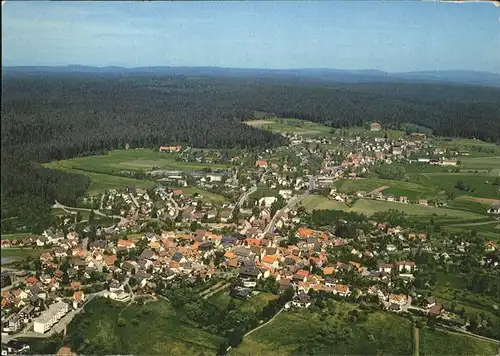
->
<box><xmin>457</xmin><ymin>195</ymin><xmax>500</xmax><ymax>205</ymax></box>
<box><xmin>244</xmin><ymin>120</ymin><xmax>275</xmax><ymax>126</ymax></box>
<box><xmin>459</xmin><ymin>156</ymin><xmax>500</xmax><ymax>170</ymax></box>
<box><xmin>302</xmin><ymin>195</ymin><xmax>487</xmax><ymax>221</ymax></box>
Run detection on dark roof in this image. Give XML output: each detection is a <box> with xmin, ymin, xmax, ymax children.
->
<box><xmin>139</xmin><ymin>249</ymin><xmax>155</xmax><ymax>260</ymax></box>
<box><xmin>239</xmin><ymin>266</ymin><xmax>260</xmax><ymax>277</ymax></box>
<box><xmin>199</xmin><ymin>241</ymin><xmax>213</xmax><ymax>250</ymax></box>
<box><xmin>172</xmin><ymin>252</ymin><xmax>183</xmax><ymax>261</ymax></box>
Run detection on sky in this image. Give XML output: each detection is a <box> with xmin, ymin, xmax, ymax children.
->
<box><xmin>2</xmin><ymin>1</ymin><xmax>499</xmax><ymax>73</ymax></box>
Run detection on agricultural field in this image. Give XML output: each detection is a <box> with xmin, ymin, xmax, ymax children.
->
<box><xmin>0</xmin><ymin>233</ymin><xmax>31</xmax><ymax>241</ymax></box>
<box><xmin>459</xmin><ymin>156</ymin><xmax>500</xmax><ymax>171</ymax></box>
<box><xmin>301</xmin><ymin>195</ymin><xmax>348</xmax><ymax>212</ymax></box>
<box><xmin>301</xmin><ymin>195</ymin><xmax>488</xmax><ymax>221</ymax></box>
<box><xmin>433</xmin><ymin>138</ymin><xmax>500</xmax><ymax>157</ymax></box>
<box><xmin>26</xmin><ymin>297</ymin><xmax>224</xmax><ymax>355</ymax></box>
<box><xmin>43</xmin><ymin>149</ymin><xmax>236</xmax><ymax>194</ymax></box>
<box><xmin>0</xmin><ymin>248</ymin><xmax>52</xmax><ymax>259</ymax></box>
<box><xmin>409</xmin><ymin>173</ymin><xmax>500</xmax><ymax>200</ymax></box>
<box><xmin>334</xmin><ymin>178</ymin><xmax>441</xmax><ymax>201</ymax></box>
<box><xmin>245</xmin><ymin>118</ymin><xmax>333</xmax><ymax>137</ymax></box>
<box><xmin>181</xmin><ymin>187</ymin><xmax>228</xmax><ymax>204</ymax></box>
<box><xmin>231</xmin><ymin>303</ymin><xmax>497</xmax><ymax>356</ymax></box>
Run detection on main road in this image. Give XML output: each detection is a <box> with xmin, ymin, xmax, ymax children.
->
<box><xmin>231</xmin><ymin>185</ymin><xmax>257</xmax><ymax>218</ymax></box>
<box><xmin>263</xmin><ymin>176</ymin><xmax>315</xmax><ymax>235</ymax></box>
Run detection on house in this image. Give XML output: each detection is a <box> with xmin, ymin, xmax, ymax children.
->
<box><xmin>388</xmin><ymin>294</ymin><xmax>408</xmax><ymax>311</ymax></box>
<box><xmin>72</xmin><ymin>291</ymin><xmax>85</xmax><ymax>309</ymax></box>
<box><xmin>33</xmin><ymin>301</ymin><xmax>69</xmax><ymax>334</ymax></box>
<box><xmin>117</xmin><ymin>240</ymin><xmax>136</xmax><ymax>250</ymax></box>
<box><xmin>255</xmin><ymin>160</ymin><xmax>268</xmax><ymax>168</ymax></box>
<box><xmin>262</xmin><ymin>255</ymin><xmax>280</xmax><ymax>269</ymax></box>
<box><xmin>399</xmin><ymin>196</ymin><xmax>408</xmax><ymax>204</ymax></box>
<box><xmin>159</xmin><ymin>145</ymin><xmax>182</xmax><ymax>153</ymax></box>
<box><xmin>4</xmin><ymin>341</ymin><xmax>30</xmax><ymax>355</ymax></box>
<box><xmin>395</xmin><ymin>261</ymin><xmax>416</xmax><ymax>272</ymax></box>
<box><xmin>378</xmin><ymin>263</ymin><xmax>392</xmax><ymax>273</ymax></box>
<box><xmin>258</xmin><ymin>196</ymin><xmax>277</xmax><ymax>207</ymax></box>
<box><xmin>488</xmin><ymin>204</ymin><xmax>500</xmax><ymax>215</ymax></box>
<box><xmin>291</xmin><ymin>292</ymin><xmax>311</xmax><ymax>308</ymax></box>
<box><xmin>332</xmin><ymin>284</ymin><xmax>350</xmax><ymax>297</ymax></box>
<box><xmin>370</xmin><ymin>122</ymin><xmax>381</xmax><ymax>132</ymax></box>
<box><xmin>417</xmin><ymin>200</ymin><xmax>428</xmax><ymax>207</ymax></box>
<box><xmin>56</xmin><ymin>346</ymin><xmax>75</xmax><ymax>356</ymax></box>
<box><xmin>231</xmin><ymin>286</ymin><xmax>253</xmax><ymax>300</ymax></box>
<box><xmin>386</xmin><ymin>244</ymin><xmax>397</xmax><ymax>252</ymax></box>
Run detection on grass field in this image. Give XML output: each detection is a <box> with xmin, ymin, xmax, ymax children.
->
<box><xmin>209</xmin><ymin>291</ymin><xmax>279</xmax><ymax>314</ymax></box>
<box><xmin>0</xmin><ymin>248</ymin><xmax>51</xmax><ymax>258</ymax></box>
<box><xmin>301</xmin><ymin>195</ymin><xmax>487</xmax><ymax>221</ymax></box>
<box><xmin>409</xmin><ymin>173</ymin><xmax>500</xmax><ymax>200</ymax></box>
<box><xmin>60</xmin><ymin>297</ymin><xmax>223</xmax><ymax>356</ymax></box>
<box><xmin>232</xmin><ymin>303</ymin><xmax>497</xmax><ymax>356</ymax></box>
<box><xmin>334</xmin><ymin>178</ymin><xmax>440</xmax><ymax>201</ymax></box>
<box><xmin>434</xmin><ymin>138</ymin><xmax>500</xmax><ymax>157</ymax></box>
<box><xmin>459</xmin><ymin>156</ymin><xmax>500</xmax><ymax>171</ymax></box>
<box><xmin>43</xmin><ymin>149</ymin><xmax>236</xmax><ymax>194</ymax></box>
<box><xmin>0</xmin><ymin>233</ymin><xmax>31</xmax><ymax>241</ymax></box>
<box><xmin>182</xmin><ymin>187</ymin><xmax>228</xmax><ymax>204</ymax></box>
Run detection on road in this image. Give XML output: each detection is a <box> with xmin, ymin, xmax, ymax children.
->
<box><xmin>3</xmin><ymin>290</ymin><xmax>107</xmax><ymax>343</ymax></box>
<box><xmin>129</xmin><ymin>193</ymin><xmax>140</xmax><ymax>208</ymax></box>
<box><xmin>231</xmin><ymin>186</ymin><xmax>257</xmax><ymax>217</ymax></box>
<box><xmin>263</xmin><ymin>176</ymin><xmax>315</xmax><ymax>235</ymax></box>
<box><xmin>167</xmin><ymin>193</ymin><xmax>180</xmax><ymax>219</ymax></box>
<box><xmin>53</xmin><ymin>200</ymin><xmax>127</xmax><ymax>226</ymax></box>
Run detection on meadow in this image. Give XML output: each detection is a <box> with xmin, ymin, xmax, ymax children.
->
<box><xmin>43</xmin><ymin>149</ymin><xmax>237</xmax><ymax>195</ymax></box>
<box><xmin>41</xmin><ymin>297</ymin><xmax>224</xmax><ymax>356</ymax></box>
<box><xmin>301</xmin><ymin>195</ymin><xmax>487</xmax><ymax>221</ymax></box>
<box><xmin>182</xmin><ymin>187</ymin><xmax>228</xmax><ymax>204</ymax></box>
<box><xmin>231</xmin><ymin>303</ymin><xmax>497</xmax><ymax>356</ymax></box>
<box><xmin>208</xmin><ymin>291</ymin><xmax>279</xmax><ymax>314</ymax></box>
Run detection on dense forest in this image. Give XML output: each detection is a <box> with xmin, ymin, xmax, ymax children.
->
<box><xmin>2</xmin><ymin>75</ymin><xmax>499</xmax><ymax>231</ymax></box>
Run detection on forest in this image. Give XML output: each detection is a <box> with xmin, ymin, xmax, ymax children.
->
<box><xmin>2</xmin><ymin>74</ymin><xmax>499</xmax><ymax>231</ymax></box>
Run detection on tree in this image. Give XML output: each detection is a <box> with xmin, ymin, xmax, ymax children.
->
<box><xmin>89</xmin><ymin>209</ymin><xmax>95</xmax><ymax>224</ymax></box>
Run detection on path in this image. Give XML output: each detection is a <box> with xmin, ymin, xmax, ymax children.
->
<box><xmin>53</xmin><ymin>200</ymin><xmax>127</xmax><ymax>226</ymax></box>
<box><xmin>231</xmin><ymin>186</ymin><xmax>257</xmax><ymax>217</ymax></box>
<box><xmin>129</xmin><ymin>193</ymin><xmax>140</xmax><ymax>208</ymax></box>
<box><xmin>199</xmin><ymin>281</ymin><xmax>225</xmax><ymax>297</ymax></box>
<box><xmin>202</xmin><ymin>283</ymin><xmax>231</xmax><ymax>300</ymax></box>
<box><xmin>167</xmin><ymin>193</ymin><xmax>180</xmax><ymax>219</ymax></box>
<box><xmin>369</xmin><ymin>185</ymin><xmax>389</xmax><ymax>195</ymax></box>
<box><xmin>243</xmin><ymin>307</ymin><xmax>284</xmax><ymax>338</ymax></box>
<box><xmin>446</xmin><ymin>220</ymin><xmax>498</xmax><ymax>227</ymax></box>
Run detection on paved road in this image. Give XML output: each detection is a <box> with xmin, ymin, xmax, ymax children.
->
<box><xmin>167</xmin><ymin>193</ymin><xmax>180</xmax><ymax>219</ymax></box>
<box><xmin>3</xmin><ymin>290</ymin><xmax>107</xmax><ymax>342</ymax></box>
<box><xmin>53</xmin><ymin>200</ymin><xmax>127</xmax><ymax>226</ymax></box>
<box><xmin>231</xmin><ymin>186</ymin><xmax>257</xmax><ymax>217</ymax></box>
<box><xmin>264</xmin><ymin>179</ymin><xmax>313</xmax><ymax>236</ymax></box>
<box><xmin>129</xmin><ymin>193</ymin><xmax>140</xmax><ymax>208</ymax></box>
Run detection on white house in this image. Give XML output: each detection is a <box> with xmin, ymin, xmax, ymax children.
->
<box><xmin>33</xmin><ymin>302</ymin><xmax>69</xmax><ymax>334</ymax></box>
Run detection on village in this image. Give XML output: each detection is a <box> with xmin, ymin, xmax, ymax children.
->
<box><xmin>1</xmin><ymin>122</ymin><xmax>499</xmax><ymax>355</ymax></box>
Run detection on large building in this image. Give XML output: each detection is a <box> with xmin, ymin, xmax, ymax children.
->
<box><xmin>33</xmin><ymin>301</ymin><xmax>69</xmax><ymax>334</ymax></box>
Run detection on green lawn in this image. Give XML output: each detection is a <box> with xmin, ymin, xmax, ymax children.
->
<box><xmin>42</xmin><ymin>297</ymin><xmax>224</xmax><ymax>355</ymax></box>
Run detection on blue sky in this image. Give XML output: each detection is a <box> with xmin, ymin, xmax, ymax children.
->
<box><xmin>2</xmin><ymin>1</ymin><xmax>499</xmax><ymax>72</ymax></box>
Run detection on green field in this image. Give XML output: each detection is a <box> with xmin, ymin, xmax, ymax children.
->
<box><xmin>302</xmin><ymin>195</ymin><xmax>348</xmax><ymax>211</ymax></box>
<box><xmin>43</xmin><ymin>149</ymin><xmax>236</xmax><ymax>194</ymax></box>
<box><xmin>334</xmin><ymin>178</ymin><xmax>441</xmax><ymax>201</ymax></box>
<box><xmin>182</xmin><ymin>187</ymin><xmax>228</xmax><ymax>204</ymax></box>
<box><xmin>232</xmin><ymin>303</ymin><xmax>497</xmax><ymax>356</ymax></box>
<box><xmin>0</xmin><ymin>248</ymin><xmax>51</xmax><ymax>258</ymax></box>
<box><xmin>29</xmin><ymin>297</ymin><xmax>224</xmax><ymax>355</ymax></box>
<box><xmin>0</xmin><ymin>233</ymin><xmax>31</xmax><ymax>241</ymax></box>
<box><xmin>302</xmin><ymin>195</ymin><xmax>487</xmax><ymax>221</ymax></box>
<box><xmin>459</xmin><ymin>156</ymin><xmax>500</xmax><ymax>171</ymax></box>
<box><xmin>246</xmin><ymin>118</ymin><xmax>405</xmax><ymax>139</ymax></box>
<box><xmin>409</xmin><ymin>173</ymin><xmax>500</xmax><ymax>199</ymax></box>
<box><xmin>209</xmin><ymin>292</ymin><xmax>279</xmax><ymax>314</ymax></box>
<box><xmin>434</xmin><ymin>138</ymin><xmax>500</xmax><ymax>157</ymax></box>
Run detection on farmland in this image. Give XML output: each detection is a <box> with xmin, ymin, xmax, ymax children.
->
<box><xmin>301</xmin><ymin>195</ymin><xmax>488</xmax><ymax>221</ymax></box>
<box><xmin>42</xmin><ymin>149</ymin><xmax>236</xmax><ymax>194</ymax></box>
<box><xmin>181</xmin><ymin>187</ymin><xmax>228</xmax><ymax>204</ymax></box>
<box><xmin>231</xmin><ymin>304</ymin><xmax>497</xmax><ymax>356</ymax></box>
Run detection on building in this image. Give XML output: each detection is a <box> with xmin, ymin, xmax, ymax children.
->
<box><xmin>33</xmin><ymin>301</ymin><xmax>69</xmax><ymax>334</ymax></box>
<box><xmin>159</xmin><ymin>146</ymin><xmax>182</xmax><ymax>153</ymax></box>
<box><xmin>370</xmin><ymin>122</ymin><xmax>382</xmax><ymax>132</ymax></box>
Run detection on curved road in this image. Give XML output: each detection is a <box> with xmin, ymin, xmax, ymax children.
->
<box><xmin>231</xmin><ymin>186</ymin><xmax>257</xmax><ymax>217</ymax></box>
<box><xmin>53</xmin><ymin>200</ymin><xmax>127</xmax><ymax>226</ymax></box>
<box><xmin>243</xmin><ymin>307</ymin><xmax>284</xmax><ymax>338</ymax></box>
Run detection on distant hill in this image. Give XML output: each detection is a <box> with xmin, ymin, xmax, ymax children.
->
<box><xmin>3</xmin><ymin>66</ymin><xmax>500</xmax><ymax>87</ymax></box>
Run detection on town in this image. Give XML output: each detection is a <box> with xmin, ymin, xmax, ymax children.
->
<box><xmin>1</xmin><ymin>120</ymin><xmax>499</xmax><ymax>355</ymax></box>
